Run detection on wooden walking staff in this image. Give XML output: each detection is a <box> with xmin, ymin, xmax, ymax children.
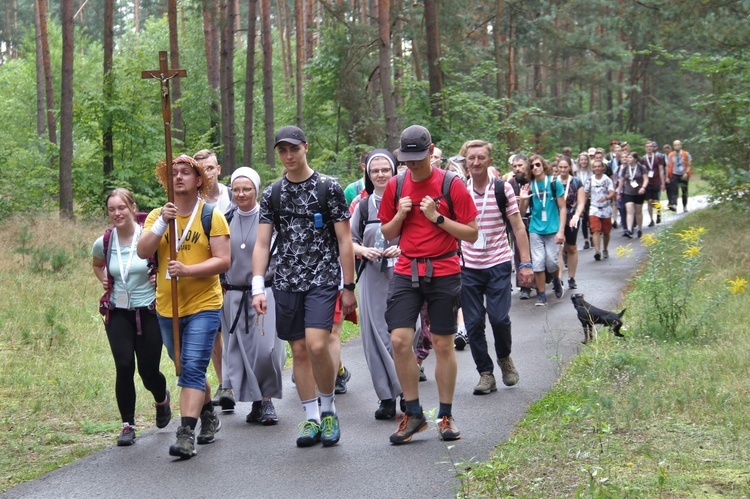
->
<box><xmin>141</xmin><ymin>51</ymin><xmax>187</xmax><ymax>375</ymax></box>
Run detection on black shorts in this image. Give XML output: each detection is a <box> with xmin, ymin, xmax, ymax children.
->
<box><xmin>622</xmin><ymin>193</ymin><xmax>645</xmax><ymax>205</ymax></box>
<box><xmin>645</xmin><ymin>185</ymin><xmax>661</xmax><ymax>202</ymax></box>
<box><xmin>274</xmin><ymin>285</ymin><xmax>339</xmax><ymax>341</ymax></box>
<box><xmin>564</xmin><ymin>220</ymin><xmax>580</xmax><ymax>246</ymax></box>
<box><xmin>385</xmin><ymin>274</ymin><xmax>461</xmax><ymax>336</ymax></box>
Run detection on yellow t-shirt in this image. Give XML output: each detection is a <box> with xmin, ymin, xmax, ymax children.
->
<box><xmin>144</xmin><ymin>201</ymin><xmax>230</xmax><ymax>318</ymax></box>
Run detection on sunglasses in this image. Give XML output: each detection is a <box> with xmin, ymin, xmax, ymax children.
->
<box><xmin>531</xmin><ymin>162</ymin><xmax>543</xmax><ymax>168</ymax></box>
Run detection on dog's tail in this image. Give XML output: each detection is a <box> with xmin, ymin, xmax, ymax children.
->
<box><xmin>618</xmin><ymin>308</ymin><xmax>627</xmax><ymax>318</ymax></box>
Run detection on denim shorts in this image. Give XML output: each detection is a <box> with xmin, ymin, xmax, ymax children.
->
<box><xmin>157</xmin><ymin>310</ymin><xmax>220</xmax><ymax>390</ymax></box>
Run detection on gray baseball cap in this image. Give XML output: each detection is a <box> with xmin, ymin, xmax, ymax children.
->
<box><xmin>274</xmin><ymin>125</ymin><xmax>307</xmax><ymax>147</ymax></box>
<box><xmin>397</xmin><ymin>125</ymin><xmax>432</xmax><ymax>162</ymax></box>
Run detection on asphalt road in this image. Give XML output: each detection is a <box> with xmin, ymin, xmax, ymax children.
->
<box><xmin>5</xmin><ymin>202</ymin><xmax>703</xmax><ymax>499</ymax></box>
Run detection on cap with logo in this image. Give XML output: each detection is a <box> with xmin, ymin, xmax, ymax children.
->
<box><xmin>397</xmin><ymin>125</ymin><xmax>432</xmax><ymax>162</ymax></box>
<box><xmin>274</xmin><ymin>125</ymin><xmax>307</xmax><ymax>148</ymax></box>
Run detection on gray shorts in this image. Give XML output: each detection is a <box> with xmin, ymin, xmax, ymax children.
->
<box><xmin>529</xmin><ymin>232</ymin><xmax>560</xmax><ymax>274</ymax></box>
<box><xmin>273</xmin><ymin>285</ymin><xmax>338</xmax><ymax>341</ymax></box>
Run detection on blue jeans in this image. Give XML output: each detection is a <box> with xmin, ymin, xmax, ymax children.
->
<box><xmin>460</xmin><ymin>262</ymin><xmax>513</xmax><ymax>375</ymax></box>
<box><xmin>157</xmin><ymin>310</ymin><xmax>220</xmax><ymax>390</ymax></box>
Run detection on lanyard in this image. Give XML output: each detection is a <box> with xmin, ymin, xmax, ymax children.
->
<box><xmin>113</xmin><ymin>225</ymin><xmax>141</xmax><ymax>289</ymax></box>
<box><xmin>645</xmin><ymin>154</ymin><xmax>654</xmax><ymax>170</ymax></box>
<box><xmin>467</xmin><ymin>177</ymin><xmax>491</xmax><ymax>221</ymax></box>
<box><xmin>562</xmin><ymin>176</ymin><xmax>571</xmax><ymax>201</ymax></box>
<box><xmin>175</xmin><ymin>200</ymin><xmax>201</xmax><ymax>253</ymax></box>
<box><xmin>628</xmin><ymin>163</ymin><xmax>636</xmax><ymax>180</ymax></box>
<box><xmin>532</xmin><ymin>176</ymin><xmax>549</xmax><ymax>209</ymax></box>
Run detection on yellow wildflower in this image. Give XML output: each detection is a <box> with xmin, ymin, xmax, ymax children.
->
<box><xmin>682</xmin><ymin>246</ymin><xmax>701</xmax><ymax>259</ymax></box>
<box><xmin>616</xmin><ymin>244</ymin><xmax>633</xmax><ymax>259</ymax></box>
<box><xmin>676</xmin><ymin>226</ymin><xmax>707</xmax><ymax>244</ymax></box>
<box><xmin>727</xmin><ymin>277</ymin><xmax>747</xmax><ymax>294</ymax></box>
<box><xmin>641</xmin><ymin>234</ymin><xmax>658</xmax><ymax>247</ymax></box>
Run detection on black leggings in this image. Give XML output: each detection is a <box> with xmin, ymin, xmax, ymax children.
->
<box><xmin>105</xmin><ymin>308</ymin><xmax>167</xmax><ymax>425</ymax></box>
<box><xmin>580</xmin><ymin>199</ymin><xmax>591</xmax><ymax>241</ymax></box>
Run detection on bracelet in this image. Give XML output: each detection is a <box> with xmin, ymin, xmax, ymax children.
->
<box><xmin>518</xmin><ymin>262</ymin><xmax>533</xmax><ymax>269</ymax></box>
<box><xmin>251</xmin><ymin>275</ymin><xmax>266</xmax><ymax>296</ymax></box>
<box><xmin>151</xmin><ymin>217</ymin><xmax>168</xmax><ymax>236</ymax></box>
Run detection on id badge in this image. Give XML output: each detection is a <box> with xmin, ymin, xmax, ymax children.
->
<box><xmin>473</xmin><ymin>230</ymin><xmax>487</xmax><ymax>250</ymax></box>
<box><xmin>541</xmin><ymin>211</ymin><xmax>548</xmax><ymax>222</ymax></box>
<box><xmin>165</xmin><ymin>269</ymin><xmax>179</xmax><ymax>281</ymax></box>
<box><xmin>114</xmin><ymin>290</ymin><xmax>130</xmax><ymax>309</ymax></box>
<box><xmin>630</xmin><ymin>180</ymin><xmax>639</xmax><ymax>189</ymax></box>
<box><xmin>648</xmin><ymin>170</ymin><xmax>654</xmax><ymax>178</ymax></box>
<box><xmin>387</xmin><ymin>257</ymin><xmax>395</xmax><ymax>268</ymax></box>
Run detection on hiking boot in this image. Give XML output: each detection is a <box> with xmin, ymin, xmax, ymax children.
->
<box><xmin>419</xmin><ymin>366</ymin><xmax>427</xmax><ymax>382</ymax></box>
<box><xmin>215</xmin><ymin>386</ymin><xmax>235</xmax><ymax>412</ymax></box>
<box><xmin>211</xmin><ymin>385</ymin><xmax>224</xmax><ymax>406</ymax></box>
<box><xmin>375</xmin><ymin>399</ymin><xmax>397</xmax><ymax>420</ymax></box>
<box><xmin>296</xmin><ymin>420</ymin><xmax>321</xmax><ymax>447</ymax></box>
<box><xmin>197</xmin><ymin>410</ymin><xmax>221</xmax><ymax>444</ymax></box>
<box><xmin>334</xmin><ymin>366</ymin><xmax>351</xmax><ymax>394</ymax></box>
<box><xmin>637</xmin><ymin>229</ymin><xmax>642</xmax><ymax>238</ymax></box>
<box><xmin>624</xmin><ymin>230</ymin><xmax>633</xmax><ymax>239</ymax></box>
<box><xmin>648</xmin><ymin>220</ymin><xmax>655</xmax><ymax>227</ymax></box>
<box><xmin>454</xmin><ymin>327</ymin><xmax>468</xmax><ymax>351</ymax></box>
<box><xmin>437</xmin><ymin>416</ymin><xmax>461</xmax><ymax>441</ymax></box>
<box><xmin>552</xmin><ymin>278</ymin><xmax>565</xmax><ymax>299</ymax></box>
<box><xmin>154</xmin><ymin>391</ymin><xmax>172</xmax><ymax>429</ymax></box>
<box><xmin>567</xmin><ymin>277</ymin><xmax>577</xmax><ymax>290</ymax></box>
<box><xmin>499</xmin><ymin>356</ymin><xmax>519</xmax><ymax>386</ymax></box>
<box><xmin>519</xmin><ymin>288</ymin><xmax>531</xmax><ymax>300</ymax></box>
<box><xmin>246</xmin><ymin>401</ymin><xmax>262</xmax><ymax>423</ymax></box>
<box><xmin>260</xmin><ymin>400</ymin><xmax>279</xmax><ymax>426</ymax></box>
<box><xmin>169</xmin><ymin>426</ymin><xmax>196</xmax><ymax>459</ymax></box>
<box><xmin>583</xmin><ymin>240</ymin><xmax>590</xmax><ymax>250</ymax></box>
<box><xmin>389</xmin><ymin>412</ymin><xmax>428</xmax><ymax>445</ymax></box>
<box><xmin>117</xmin><ymin>425</ymin><xmax>136</xmax><ymax>446</ymax></box>
<box><xmin>535</xmin><ymin>294</ymin><xmax>547</xmax><ymax>307</ymax></box>
<box><xmin>603</xmin><ymin>249</ymin><xmax>609</xmax><ymax>259</ymax></box>
<box><xmin>473</xmin><ymin>372</ymin><xmax>497</xmax><ymax>395</ymax></box>
<box><xmin>594</xmin><ymin>251</ymin><xmax>601</xmax><ymax>261</ymax></box>
<box><xmin>320</xmin><ymin>412</ymin><xmax>341</xmax><ymax>447</ymax></box>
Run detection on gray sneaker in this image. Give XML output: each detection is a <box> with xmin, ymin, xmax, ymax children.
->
<box><xmin>603</xmin><ymin>249</ymin><xmax>609</xmax><ymax>259</ymax></box>
<box><xmin>169</xmin><ymin>426</ymin><xmax>196</xmax><ymax>459</ymax></box>
<box><xmin>260</xmin><ymin>400</ymin><xmax>279</xmax><ymax>426</ymax></box>
<box><xmin>473</xmin><ymin>372</ymin><xmax>497</xmax><ymax>395</ymax></box>
<box><xmin>215</xmin><ymin>386</ymin><xmax>235</xmax><ymax>412</ymax></box>
<box><xmin>117</xmin><ymin>425</ymin><xmax>136</xmax><ymax>446</ymax></box>
<box><xmin>437</xmin><ymin>415</ymin><xmax>461</xmax><ymax>441</ymax></box>
<box><xmin>196</xmin><ymin>410</ymin><xmax>221</xmax><ymax>444</ymax></box>
<box><xmin>499</xmin><ymin>356</ymin><xmax>519</xmax><ymax>386</ymax></box>
<box><xmin>390</xmin><ymin>412</ymin><xmax>428</xmax><ymax>445</ymax></box>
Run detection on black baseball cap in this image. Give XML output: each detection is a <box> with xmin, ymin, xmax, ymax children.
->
<box><xmin>274</xmin><ymin>125</ymin><xmax>307</xmax><ymax>148</ymax></box>
<box><xmin>397</xmin><ymin>125</ymin><xmax>432</xmax><ymax>162</ymax></box>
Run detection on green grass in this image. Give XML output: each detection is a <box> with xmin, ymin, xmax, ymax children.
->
<box><xmin>461</xmin><ymin>205</ymin><xmax>750</xmax><ymax>497</ymax></box>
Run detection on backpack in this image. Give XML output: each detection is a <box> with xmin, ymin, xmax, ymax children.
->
<box><xmin>157</xmin><ymin>202</ymin><xmax>216</xmax><ymax>244</ymax></box>
<box><xmin>270</xmin><ymin>174</ymin><xmax>338</xmax><ymax>247</ymax></box>
<box><xmin>492</xmin><ymin>177</ymin><xmax>511</xmax><ymax>231</ymax></box>
<box><xmin>395</xmin><ymin>169</ymin><xmax>461</xmax><ymax>221</ymax></box>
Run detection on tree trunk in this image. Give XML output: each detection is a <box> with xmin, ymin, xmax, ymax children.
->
<box><xmin>305</xmin><ymin>0</ymin><xmax>314</xmax><ymax>62</ymax></box>
<box><xmin>134</xmin><ymin>0</ymin><xmax>140</xmax><ymax>32</ymax></box>
<box><xmin>493</xmin><ymin>0</ymin><xmax>504</xmax><ymax>102</ymax></box>
<box><xmin>103</xmin><ymin>0</ymin><xmax>114</xmax><ymax>181</ymax></box>
<box><xmin>275</xmin><ymin>0</ymin><xmax>289</xmax><ymax>89</ymax></box>
<box><xmin>34</xmin><ymin>0</ymin><xmax>45</xmax><ymax>135</ymax></box>
<box><xmin>59</xmin><ymin>0</ymin><xmax>74</xmax><ymax>219</ymax></box>
<box><xmin>38</xmin><ymin>0</ymin><xmax>56</xmax><ymax>155</ymax></box>
<box><xmin>220</xmin><ymin>0</ymin><xmax>237</xmax><ymax>172</ymax></box>
<box><xmin>243</xmin><ymin>0</ymin><xmax>258</xmax><ymax>167</ymax></box>
<box><xmin>295</xmin><ymin>0</ymin><xmax>304</xmax><ymax>127</ymax></box>
<box><xmin>261</xmin><ymin>0</ymin><xmax>275</xmax><ymax>167</ymax></box>
<box><xmin>424</xmin><ymin>0</ymin><xmax>443</xmax><ymax>117</ymax></box>
<box><xmin>378</xmin><ymin>0</ymin><xmax>398</xmax><ymax>150</ymax></box>
<box><xmin>167</xmin><ymin>0</ymin><xmax>184</xmax><ymax>146</ymax></box>
<box><xmin>282</xmin><ymin>0</ymin><xmax>294</xmax><ymax>96</ymax></box>
<box><xmin>202</xmin><ymin>0</ymin><xmax>221</xmax><ymax>148</ymax></box>
<box><xmin>392</xmin><ymin>0</ymin><xmax>403</xmax><ymax>110</ymax></box>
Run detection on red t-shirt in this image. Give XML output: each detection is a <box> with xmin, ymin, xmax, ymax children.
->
<box><xmin>378</xmin><ymin>168</ymin><xmax>477</xmax><ymax>277</ymax></box>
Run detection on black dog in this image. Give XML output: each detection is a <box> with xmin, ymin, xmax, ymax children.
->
<box><xmin>571</xmin><ymin>293</ymin><xmax>625</xmax><ymax>344</ymax></box>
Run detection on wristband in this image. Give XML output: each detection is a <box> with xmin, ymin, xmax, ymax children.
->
<box><xmin>151</xmin><ymin>216</ymin><xmax>168</xmax><ymax>237</ymax></box>
<box><xmin>251</xmin><ymin>275</ymin><xmax>266</xmax><ymax>296</ymax></box>
<box><xmin>518</xmin><ymin>262</ymin><xmax>533</xmax><ymax>270</ymax></box>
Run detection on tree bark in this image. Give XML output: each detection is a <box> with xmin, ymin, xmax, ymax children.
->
<box><xmin>392</xmin><ymin>0</ymin><xmax>403</xmax><ymax>110</ymax></box>
<box><xmin>261</xmin><ymin>0</ymin><xmax>275</xmax><ymax>167</ymax></box>
<box><xmin>134</xmin><ymin>0</ymin><xmax>140</xmax><ymax>32</ymax></box>
<box><xmin>305</xmin><ymin>0</ymin><xmax>314</xmax><ymax>62</ymax></box>
<box><xmin>38</xmin><ymin>0</ymin><xmax>56</xmax><ymax>155</ymax></box>
<box><xmin>295</xmin><ymin>0</ymin><xmax>304</xmax><ymax>127</ymax></box>
<box><xmin>202</xmin><ymin>0</ymin><xmax>221</xmax><ymax>148</ymax></box>
<box><xmin>424</xmin><ymin>0</ymin><xmax>443</xmax><ymax>117</ymax></box>
<box><xmin>220</xmin><ymin>0</ymin><xmax>237</xmax><ymax>172</ymax></box>
<box><xmin>243</xmin><ymin>0</ymin><xmax>258</xmax><ymax>167</ymax></box>
<box><xmin>167</xmin><ymin>0</ymin><xmax>184</xmax><ymax>146</ymax></box>
<box><xmin>34</xmin><ymin>0</ymin><xmax>45</xmax><ymax>136</ymax></box>
<box><xmin>59</xmin><ymin>0</ymin><xmax>75</xmax><ymax>219</ymax></box>
<box><xmin>378</xmin><ymin>0</ymin><xmax>397</xmax><ymax>150</ymax></box>
<box><xmin>103</xmin><ymin>0</ymin><xmax>114</xmax><ymax>180</ymax></box>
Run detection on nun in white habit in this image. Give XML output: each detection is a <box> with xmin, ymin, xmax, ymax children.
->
<box><xmin>220</xmin><ymin>167</ymin><xmax>285</xmax><ymax>425</ymax></box>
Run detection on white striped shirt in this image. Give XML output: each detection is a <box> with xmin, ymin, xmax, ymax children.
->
<box><xmin>461</xmin><ymin>178</ymin><xmax>520</xmax><ymax>269</ymax></box>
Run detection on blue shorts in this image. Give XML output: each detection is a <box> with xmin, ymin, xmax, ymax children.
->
<box><xmin>157</xmin><ymin>310</ymin><xmax>221</xmax><ymax>390</ymax></box>
<box><xmin>273</xmin><ymin>285</ymin><xmax>339</xmax><ymax>341</ymax></box>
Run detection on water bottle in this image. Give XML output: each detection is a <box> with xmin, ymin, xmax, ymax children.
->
<box><xmin>374</xmin><ymin>228</ymin><xmax>386</xmax><ymax>262</ymax></box>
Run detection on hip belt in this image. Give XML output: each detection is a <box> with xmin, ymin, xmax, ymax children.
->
<box><xmin>401</xmin><ymin>250</ymin><xmax>457</xmax><ymax>288</ymax></box>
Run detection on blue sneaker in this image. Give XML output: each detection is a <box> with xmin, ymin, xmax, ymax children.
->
<box><xmin>296</xmin><ymin>420</ymin><xmax>321</xmax><ymax>447</ymax></box>
<box><xmin>320</xmin><ymin>412</ymin><xmax>341</xmax><ymax>447</ymax></box>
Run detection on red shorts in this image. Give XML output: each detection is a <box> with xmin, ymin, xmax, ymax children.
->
<box><xmin>333</xmin><ymin>291</ymin><xmax>358</xmax><ymax>324</ymax></box>
<box><xmin>589</xmin><ymin>216</ymin><xmax>612</xmax><ymax>235</ymax></box>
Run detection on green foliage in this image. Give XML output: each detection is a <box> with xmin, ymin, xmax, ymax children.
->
<box><xmin>14</xmin><ymin>224</ymin><xmax>33</xmax><ymax>265</ymax></box>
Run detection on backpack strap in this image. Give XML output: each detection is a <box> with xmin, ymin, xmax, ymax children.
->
<box><xmin>493</xmin><ymin>177</ymin><xmax>511</xmax><ymax>231</ymax></box>
<box><xmin>102</xmin><ymin>227</ymin><xmax>115</xmax><ymax>296</ymax></box>
<box><xmin>201</xmin><ymin>201</ymin><xmax>215</xmax><ymax>239</ymax></box>
<box><xmin>394</xmin><ymin>169</ymin><xmax>459</xmax><ymax>220</ymax></box>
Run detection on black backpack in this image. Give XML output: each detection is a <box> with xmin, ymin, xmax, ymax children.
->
<box><xmin>270</xmin><ymin>174</ymin><xmax>338</xmax><ymax>249</ymax></box>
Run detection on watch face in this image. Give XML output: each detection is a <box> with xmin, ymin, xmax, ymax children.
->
<box><xmin>436</xmin><ymin>215</ymin><xmax>445</xmax><ymax>225</ymax></box>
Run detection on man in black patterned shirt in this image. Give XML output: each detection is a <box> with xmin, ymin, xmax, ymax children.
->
<box><xmin>252</xmin><ymin>126</ymin><xmax>357</xmax><ymax>448</ymax></box>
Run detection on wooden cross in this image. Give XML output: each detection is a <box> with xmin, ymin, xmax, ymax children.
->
<box><xmin>141</xmin><ymin>51</ymin><xmax>187</xmax><ymax>375</ymax></box>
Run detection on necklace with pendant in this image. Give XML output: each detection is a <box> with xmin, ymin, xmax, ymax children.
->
<box><xmin>238</xmin><ymin>215</ymin><xmax>251</xmax><ymax>250</ymax></box>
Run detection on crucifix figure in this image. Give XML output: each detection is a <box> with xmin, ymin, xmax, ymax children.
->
<box><xmin>142</xmin><ymin>51</ymin><xmax>187</xmax><ymax>375</ymax></box>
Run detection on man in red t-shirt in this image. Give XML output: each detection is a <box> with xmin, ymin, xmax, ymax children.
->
<box><xmin>379</xmin><ymin>125</ymin><xmax>478</xmax><ymax>445</ymax></box>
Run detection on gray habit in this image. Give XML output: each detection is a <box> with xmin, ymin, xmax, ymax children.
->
<box><xmin>221</xmin><ymin>208</ymin><xmax>284</xmax><ymax>401</ymax></box>
<box><xmin>351</xmin><ymin>195</ymin><xmax>402</xmax><ymax>400</ymax></box>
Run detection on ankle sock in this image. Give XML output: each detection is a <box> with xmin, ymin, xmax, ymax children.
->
<box><xmin>319</xmin><ymin>392</ymin><xmax>336</xmax><ymax>415</ymax></box>
<box><xmin>181</xmin><ymin>417</ymin><xmax>198</xmax><ymax>430</ymax></box>
<box><xmin>405</xmin><ymin>399</ymin><xmax>422</xmax><ymax>416</ymax></box>
<box><xmin>302</xmin><ymin>398</ymin><xmax>320</xmax><ymax>423</ymax></box>
<box><xmin>438</xmin><ymin>403</ymin><xmax>452</xmax><ymax>419</ymax></box>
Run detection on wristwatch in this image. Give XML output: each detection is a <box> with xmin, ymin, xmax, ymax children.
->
<box><xmin>434</xmin><ymin>215</ymin><xmax>445</xmax><ymax>226</ymax></box>
<box><xmin>343</xmin><ymin>282</ymin><xmax>356</xmax><ymax>291</ymax></box>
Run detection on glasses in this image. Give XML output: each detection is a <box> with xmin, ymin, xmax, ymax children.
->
<box><xmin>369</xmin><ymin>168</ymin><xmax>392</xmax><ymax>176</ymax></box>
<box><xmin>231</xmin><ymin>188</ymin><xmax>254</xmax><ymax>195</ymax></box>
<box><xmin>531</xmin><ymin>162</ymin><xmax>543</xmax><ymax>168</ymax></box>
